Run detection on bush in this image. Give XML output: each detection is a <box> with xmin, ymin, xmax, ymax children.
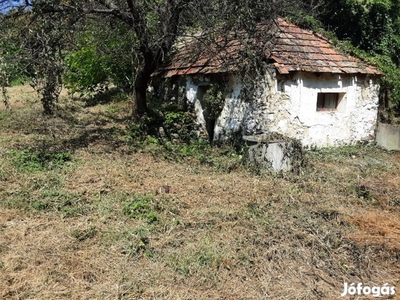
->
<box><xmin>163</xmin><ymin>111</ymin><xmax>198</xmax><ymax>142</ymax></box>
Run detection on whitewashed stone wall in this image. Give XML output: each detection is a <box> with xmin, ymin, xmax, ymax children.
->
<box><xmin>185</xmin><ymin>76</ymin><xmax>208</xmax><ymax>135</ymax></box>
<box><xmin>274</xmin><ymin>72</ymin><xmax>380</xmax><ymax>147</ymax></box>
<box><xmin>184</xmin><ymin>69</ymin><xmax>380</xmax><ymax>147</ymax></box>
<box><xmin>185</xmin><ymin>75</ymin><xmax>248</xmax><ymax>140</ymax></box>
<box><xmin>213</xmin><ymin>76</ymin><xmax>247</xmax><ymax>140</ymax></box>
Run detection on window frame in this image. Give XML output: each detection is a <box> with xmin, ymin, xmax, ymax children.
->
<box><xmin>316</xmin><ymin>92</ymin><xmax>340</xmax><ymax>112</ymax></box>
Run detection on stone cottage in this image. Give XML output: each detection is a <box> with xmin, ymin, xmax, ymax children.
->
<box><xmin>160</xmin><ymin>19</ymin><xmax>382</xmax><ymax>147</ymax></box>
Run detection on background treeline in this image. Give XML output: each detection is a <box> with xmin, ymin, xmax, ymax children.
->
<box><xmin>312</xmin><ymin>0</ymin><xmax>400</xmax><ymax>115</ymax></box>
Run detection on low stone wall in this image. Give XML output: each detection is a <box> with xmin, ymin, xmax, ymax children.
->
<box><xmin>376</xmin><ymin>122</ymin><xmax>400</xmax><ymax>150</ymax></box>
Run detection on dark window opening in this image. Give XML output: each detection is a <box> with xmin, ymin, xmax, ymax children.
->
<box><xmin>197</xmin><ymin>85</ymin><xmax>215</xmax><ymax>142</ymax></box>
<box><xmin>317</xmin><ymin>93</ymin><xmax>339</xmax><ymax>111</ymax></box>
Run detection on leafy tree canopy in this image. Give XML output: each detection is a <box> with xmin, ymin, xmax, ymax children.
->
<box><xmin>0</xmin><ymin>0</ymin><xmax>321</xmax><ymax>116</ymax></box>
<box><xmin>316</xmin><ymin>0</ymin><xmax>400</xmax><ymax>112</ymax></box>
<box><xmin>63</xmin><ymin>18</ymin><xmax>137</xmax><ymax>95</ymax></box>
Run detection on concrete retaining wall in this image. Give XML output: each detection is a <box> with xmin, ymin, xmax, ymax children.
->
<box><xmin>376</xmin><ymin>122</ymin><xmax>400</xmax><ymax>150</ymax></box>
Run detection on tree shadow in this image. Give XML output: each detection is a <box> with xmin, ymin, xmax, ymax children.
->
<box><xmin>60</xmin><ymin>126</ymin><xmax>128</xmax><ymax>153</ymax></box>
<box><xmin>82</xmin><ymin>87</ymin><xmax>129</xmax><ymax>107</ymax></box>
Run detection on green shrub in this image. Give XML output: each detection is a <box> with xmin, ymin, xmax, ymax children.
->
<box><xmin>163</xmin><ymin>111</ymin><xmax>198</xmax><ymax>142</ymax></box>
<box><xmin>202</xmin><ymin>82</ymin><xmax>226</xmax><ymax>119</ymax></box>
<box><xmin>126</xmin><ymin>112</ymin><xmax>164</xmax><ymax>144</ymax></box>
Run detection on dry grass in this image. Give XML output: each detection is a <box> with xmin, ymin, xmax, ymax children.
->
<box><xmin>1</xmin><ymin>85</ymin><xmax>400</xmax><ymax>299</ymax></box>
<box><xmin>348</xmin><ymin>211</ymin><xmax>400</xmax><ymax>250</ymax></box>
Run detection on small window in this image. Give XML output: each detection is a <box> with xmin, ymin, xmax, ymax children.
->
<box><xmin>316</xmin><ymin>93</ymin><xmax>339</xmax><ymax>111</ymax></box>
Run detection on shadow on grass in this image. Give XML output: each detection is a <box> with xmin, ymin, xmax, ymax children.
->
<box><xmin>61</xmin><ymin>126</ymin><xmax>128</xmax><ymax>152</ymax></box>
<box><xmin>82</xmin><ymin>87</ymin><xmax>129</xmax><ymax>107</ymax></box>
<box><xmin>8</xmin><ymin>113</ymin><xmax>131</xmax><ymax>155</ymax></box>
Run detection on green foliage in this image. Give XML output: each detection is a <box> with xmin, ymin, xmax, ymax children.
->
<box><xmin>163</xmin><ymin>110</ymin><xmax>198</xmax><ymax>142</ymax></box>
<box><xmin>64</xmin><ymin>19</ymin><xmax>137</xmax><ymax>95</ymax></box>
<box><xmin>64</xmin><ymin>43</ymin><xmax>108</xmax><ymax>95</ymax></box>
<box><xmin>371</xmin><ymin>56</ymin><xmax>400</xmax><ymax>112</ymax></box>
<box><xmin>292</xmin><ymin>14</ymin><xmax>324</xmax><ymax>30</ymax></box>
<box><xmin>0</xmin><ymin>27</ymin><xmax>28</xmax><ymax>107</ymax></box>
<box><xmin>124</xmin><ymin>98</ymin><xmax>245</xmax><ymax>169</ymax></box>
<box><xmin>316</xmin><ymin>0</ymin><xmax>400</xmax><ymax>111</ymax></box>
<box><xmin>126</xmin><ymin>112</ymin><xmax>163</xmax><ymax>144</ymax></box>
<box><xmin>126</xmin><ymin>105</ymin><xmax>198</xmax><ymax>146</ymax></box>
<box><xmin>7</xmin><ymin>149</ymin><xmax>71</xmax><ymax>172</ymax></box>
<box><xmin>123</xmin><ymin>194</ymin><xmax>160</xmax><ymax>224</ymax></box>
<box><xmin>202</xmin><ymin>82</ymin><xmax>227</xmax><ymax>120</ymax></box>
<box><xmin>164</xmin><ymin>111</ymin><xmax>193</xmax><ymax>126</ymax></box>
<box><xmin>0</xmin><ymin>1</ymin><xmax>73</xmax><ymax>115</ymax></box>
<box><xmin>22</xmin><ymin>6</ymin><xmax>68</xmax><ymax>114</ymax></box>
<box><xmin>126</xmin><ymin>123</ymin><xmax>145</xmax><ymax>142</ymax></box>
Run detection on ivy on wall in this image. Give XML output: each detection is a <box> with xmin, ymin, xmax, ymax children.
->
<box><xmin>202</xmin><ymin>82</ymin><xmax>227</xmax><ymax>120</ymax></box>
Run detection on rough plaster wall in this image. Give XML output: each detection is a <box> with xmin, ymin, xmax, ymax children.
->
<box><xmin>213</xmin><ymin>76</ymin><xmax>246</xmax><ymax>140</ymax></box>
<box><xmin>242</xmin><ymin>69</ymin><xmax>276</xmax><ymax>136</ymax></box>
<box><xmin>272</xmin><ymin>72</ymin><xmax>380</xmax><ymax>147</ymax></box>
<box><xmin>214</xmin><ymin>69</ymin><xmax>278</xmax><ymax>140</ymax></box>
<box><xmin>350</xmin><ymin>78</ymin><xmax>380</xmax><ymax>142</ymax></box>
<box><xmin>184</xmin><ymin>70</ymin><xmax>379</xmax><ymax>147</ymax></box>
<box><xmin>185</xmin><ymin>75</ymin><xmax>248</xmax><ymax>141</ymax></box>
<box><xmin>185</xmin><ymin>76</ymin><xmax>209</xmax><ymax>137</ymax></box>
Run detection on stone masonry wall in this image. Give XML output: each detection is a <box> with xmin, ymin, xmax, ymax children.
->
<box><xmin>184</xmin><ymin>70</ymin><xmax>380</xmax><ymax>147</ymax></box>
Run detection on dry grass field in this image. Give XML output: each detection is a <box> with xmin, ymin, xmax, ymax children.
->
<box><xmin>1</xmin><ymin>85</ymin><xmax>400</xmax><ymax>299</ymax></box>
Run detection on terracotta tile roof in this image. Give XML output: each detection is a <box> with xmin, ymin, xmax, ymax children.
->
<box><xmin>161</xmin><ymin>19</ymin><xmax>381</xmax><ymax>77</ymax></box>
<box><xmin>272</xmin><ymin>19</ymin><xmax>381</xmax><ymax>75</ymax></box>
<box><xmin>161</xmin><ymin>34</ymin><xmax>242</xmax><ymax>77</ymax></box>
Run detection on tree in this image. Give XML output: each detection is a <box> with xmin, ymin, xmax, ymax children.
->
<box><xmin>63</xmin><ymin>17</ymin><xmax>138</xmax><ymax>95</ymax></box>
<box><xmin>0</xmin><ymin>3</ymin><xmax>29</xmax><ymax>108</ymax></box>
<box><xmin>0</xmin><ymin>1</ymin><xmax>79</xmax><ymax>114</ymax></box>
<box><xmin>0</xmin><ymin>0</ymin><xmax>320</xmax><ymax>118</ymax></box>
<box><xmin>317</xmin><ymin>0</ymin><xmax>400</xmax><ymax>112</ymax></box>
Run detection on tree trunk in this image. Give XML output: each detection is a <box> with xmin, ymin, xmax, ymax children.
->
<box><xmin>132</xmin><ymin>52</ymin><xmax>157</xmax><ymax>120</ymax></box>
<box><xmin>132</xmin><ymin>70</ymin><xmax>149</xmax><ymax>120</ymax></box>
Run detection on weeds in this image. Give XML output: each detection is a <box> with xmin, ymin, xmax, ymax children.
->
<box><xmin>167</xmin><ymin>236</ymin><xmax>222</xmax><ymax>278</ymax></box>
<box><xmin>122</xmin><ymin>101</ymin><xmax>247</xmax><ymax>173</ymax></box>
<box><xmin>123</xmin><ymin>194</ymin><xmax>160</xmax><ymax>224</ymax></box>
<box><xmin>7</xmin><ymin>149</ymin><xmax>71</xmax><ymax>172</ymax></box>
<box><xmin>41</xmin><ymin>190</ymin><xmax>87</xmax><ymax>217</ymax></box>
